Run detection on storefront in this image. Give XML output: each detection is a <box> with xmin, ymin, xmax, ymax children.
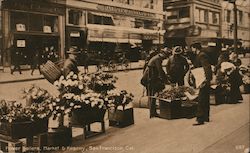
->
<box><xmin>65</xmin><ymin>1</ymin><xmax>164</xmax><ymax>61</ymax></box>
<box><xmin>1</xmin><ymin>0</ymin><xmax>65</xmax><ymax>67</ymax></box>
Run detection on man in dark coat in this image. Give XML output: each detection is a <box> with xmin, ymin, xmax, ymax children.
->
<box><xmin>10</xmin><ymin>47</ymin><xmax>22</xmax><ymax>74</ymax></box>
<box><xmin>30</xmin><ymin>49</ymin><xmax>42</xmax><ymax>75</ymax></box>
<box><xmin>141</xmin><ymin>48</ymin><xmax>170</xmax><ymax>118</ymax></box>
<box><xmin>166</xmin><ymin>46</ymin><xmax>189</xmax><ymax>86</ymax></box>
<box><xmin>190</xmin><ymin>43</ymin><xmax>212</xmax><ymax>126</ymax></box>
<box><xmin>63</xmin><ymin>46</ymin><xmax>80</xmax><ymax>77</ymax></box>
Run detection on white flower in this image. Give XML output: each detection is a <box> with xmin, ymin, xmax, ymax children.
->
<box><xmin>73</xmin><ymin>74</ymin><xmax>78</xmax><ymax>79</ymax></box>
<box><xmin>69</xmin><ymin>71</ymin><xmax>74</xmax><ymax>76</ymax></box>
<box><xmin>70</xmin><ymin>103</ymin><xmax>74</xmax><ymax>107</ymax></box>
<box><xmin>53</xmin><ymin>81</ymin><xmax>59</xmax><ymax>86</ymax></box>
<box><xmin>56</xmin><ymin>106</ymin><xmax>60</xmax><ymax>110</ymax></box>
<box><xmin>78</xmin><ymin>84</ymin><xmax>84</xmax><ymax>90</ymax></box>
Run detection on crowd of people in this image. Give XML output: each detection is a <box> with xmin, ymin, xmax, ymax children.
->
<box><xmin>141</xmin><ymin>43</ymin><xmax>245</xmax><ymax>126</ymax></box>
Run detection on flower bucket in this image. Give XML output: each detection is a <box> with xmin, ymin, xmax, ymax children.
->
<box><xmin>0</xmin><ymin>121</ymin><xmax>33</xmax><ymax>139</ymax></box>
<box><xmin>108</xmin><ymin>108</ymin><xmax>134</xmax><ymax>128</ymax></box>
<box><xmin>70</xmin><ymin>107</ymin><xmax>106</xmax><ymax>127</ymax></box>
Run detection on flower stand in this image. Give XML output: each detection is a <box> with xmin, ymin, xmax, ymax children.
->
<box><xmin>69</xmin><ymin>107</ymin><xmax>106</xmax><ymax>139</ymax></box>
<box><xmin>108</xmin><ymin>108</ymin><xmax>134</xmax><ymax>128</ymax></box>
<box><xmin>158</xmin><ymin>98</ymin><xmax>182</xmax><ymax>120</ymax></box>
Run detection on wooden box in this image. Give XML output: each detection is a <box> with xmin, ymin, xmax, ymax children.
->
<box><xmin>159</xmin><ymin>99</ymin><xmax>182</xmax><ymax>120</ymax></box>
<box><xmin>181</xmin><ymin>102</ymin><xmax>197</xmax><ymax>119</ymax></box>
<box><xmin>0</xmin><ymin>121</ymin><xmax>33</xmax><ymax>139</ymax></box>
<box><xmin>108</xmin><ymin>108</ymin><xmax>134</xmax><ymax>128</ymax></box>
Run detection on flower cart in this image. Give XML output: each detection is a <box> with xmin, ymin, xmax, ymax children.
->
<box><xmin>107</xmin><ymin>90</ymin><xmax>134</xmax><ymax>128</ymax></box>
<box><xmin>156</xmin><ymin>86</ymin><xmax>198</xmax><ymax>120</ymax></box>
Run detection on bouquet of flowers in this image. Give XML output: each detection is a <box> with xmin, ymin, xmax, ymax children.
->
<box><xmin>106</xmin><ymin>89</ymin><xmax>134</xmax><ymax>110</ymax></box>
<box><xmin>87</xmin><ymin>72</ymin><xmax>118</xmax><ymax>93</ymax></box>
<box><xmin>22</xmin><ymin>84</ymin><xmax>51</xmax><ymax>104</ymax></box>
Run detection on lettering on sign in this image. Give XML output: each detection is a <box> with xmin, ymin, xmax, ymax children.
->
<box><xmin>97</xmin><ymin>5</ymin><xmax>156</xmax><ymax>18</ymax></box>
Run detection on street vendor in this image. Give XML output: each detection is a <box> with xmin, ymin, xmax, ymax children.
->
<box><xmin>63</xmin><ymin>46</ymin><xmax>80</xmax><ymax>77</ymax></box>
<box><xmin>190</xmin><ymin>43</ymin><xmax>212</xmax><ymax>126</ymax></box>
<box><xmin>166</xmin><ymin>46</ymin><xmax>189</xmax><ymax>86</ymax></box>
<box><xmin>141</xmin><ymin>47</ymin><xmax>170</xmax><ymax>118</ymax></box>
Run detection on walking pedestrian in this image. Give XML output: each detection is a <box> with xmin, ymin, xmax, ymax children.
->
<box><xmin>190</xmin><ymin>43</ymin><xmax>212</xmax><ymax>126</ymax></box>
<box><xmin>83</xmin><ymin>49</ymin><xmax>89</xmax><ymax>73</ymax></box>
<box><xmin>10</xmin><ymin>46</ymin><xmax>22</xmax><ymax>74</ymax></box>
<box><xmin>30</xmin><ymin>49</ymin><xmax>42</xmax><ymax>75</ymax></box>
<box><xmin>141</xmin><ymin>48</ymin><xmax>170</xmax><ymax>118</ymax></box>
<box><xmin>63</xmin><ymin>46</ymin><xmax>80</xmax><ymax>77</ymax></box>
<box><xmin>166</xmin><ymin>46</ymin><xmax>189</xmax><ymax>86</ymax></box>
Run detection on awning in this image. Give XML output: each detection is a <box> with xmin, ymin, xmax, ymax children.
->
<box><xmin>90</xmin><ymin>12</ymin><xmax>113</xmax><ymax>18</ymax></box>
<box><xmin>88</xmin><ymin>37</ymin><xmax>142</xmax><ymax>43</ymax></box>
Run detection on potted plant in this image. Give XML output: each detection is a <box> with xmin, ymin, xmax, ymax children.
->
<box><xmin>106</xmin><ymin>89</ymin><xmax>134</xmax><ymax>128</ymax></box>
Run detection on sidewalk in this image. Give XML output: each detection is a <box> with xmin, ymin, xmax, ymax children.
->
<box><xmin>0</xmin><ymin>61</ymin><xmax>145</xmax><ymax>84</ymax></box>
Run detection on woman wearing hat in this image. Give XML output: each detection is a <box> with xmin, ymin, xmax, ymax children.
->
<box><xmin>63</xmin><ymin>46</ymin><xmax>80</xmax><ymax>77</ymax></box>
<box><xmin>166</xmin><ymin>46</ymin><xmax>189</xmax><ymax>86</ymax></box>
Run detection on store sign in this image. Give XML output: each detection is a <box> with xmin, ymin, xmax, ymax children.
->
<box><xmin>97</xmin><ymin>5</ymin><xmax>156</xmax><ymax>18</ymax></box>
<box><xmin>142</xmin><ymin>34</ymin><xmax>158</xmax><ymax>40</ymax></box>
<box><xmin>16</xmin><ymin>24</ymin><xmax>26</xmax><ymax>31</ymax></box>
<box><xmin>17</xmin><ymin>40</ymin><xmax>26</xmax><ymax>48</ymax></box>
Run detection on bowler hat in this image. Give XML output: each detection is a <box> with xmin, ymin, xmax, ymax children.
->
<box><xmin>172</xmin><ymin>46</ymin><xmax>183</xmax><ymax>55</ymax></box>
<box><xmin>67</xmin><ymin>46</ymin><xmax>80</xmax><ymax>54</ymax></box>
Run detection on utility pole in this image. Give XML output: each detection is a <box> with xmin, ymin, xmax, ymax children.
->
<box><xmin>225</xmin><ymin>0</ymin><xmax>238</xmax><ymax>53</ymax></box>
<box><xmin>232</xmin><ymin>1</ymin><xmax>238</xmax><ymax>53</ymax></box>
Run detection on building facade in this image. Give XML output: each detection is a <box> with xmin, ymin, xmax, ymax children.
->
<box><xmin>221</xmin><ymin>0</ymin><xmax>250</xmax><ymax>48</ymax></box>
<box><xmin>1</xmin><ymin>0</ymin><xmax>65</xmax><ymax>67</ymax></box>
<box><xmin>163</xmin><ymin>0</ymin><xmax>222</xmax><ymax>47</ymax></box>
<box><xmin>65</xmin><ymin>0</ymin><xmax>165</xmax><ymax>61</ymax></box>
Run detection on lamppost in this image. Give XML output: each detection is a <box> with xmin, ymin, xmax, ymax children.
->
<box><xmin>157</xmin><ymin>23</ymin><xmax>161</xmax><ymax>51</ymax></box>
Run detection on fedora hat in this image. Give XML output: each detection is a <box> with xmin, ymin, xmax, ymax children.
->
<box><xmin>172</xmin><ymin>46</ymin><xmax>183</xmax><ymax>55</ymax></box>
<box><xmin>67</xmin><ymin>46</ymin><xmax>80</xmax><ymax>54</ymax></box>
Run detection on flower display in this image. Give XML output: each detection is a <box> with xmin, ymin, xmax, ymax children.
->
<box><xmin>0</xmin><ymin>99</ymin><xmax>51</xmax><ymax>123</ymax></box>
<box><xmin>239</xmin><ymin>65</ymin><xmax>250</xmax><ymax>85</ymax></box>
<box><xmin>106</xmin><ymin>89</ymin><xmax>134</xmax><ymax>110</ymax></box>
<box><xmin>87</xmin><ymin>72</ymin><xmax>118</xmax><ymax>93</ymax></box>
<box><xmin>22</xmin><ymin>84</ymin><xmax>51</xmax><ymax>103</ymax></box>
<box><xmin>158</xmin><ymin>86</ymin><xmax>196</xmax><ymax>101</ymax></box>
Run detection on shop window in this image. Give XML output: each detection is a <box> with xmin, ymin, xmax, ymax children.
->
<box><xmin>68</xmin><ymin>9</ymin><xmax>81</xmax><ymax>25</ymax></box>
<box><xmin>11</xmin><ymin>12</ymin><xmax>28</xmax><ymax>31</ymax></box>
<box><xmin>29</xmin><ymin>14</ymin><xmax>43</xmax><ymax>32</ymax></box>
<box><xmin>88</xmin><ymin>13</ymin><xmax>114</xmax><ymax>25</ymax></box>
<box><xmin>179</xmin><ymin>7</ymin><xmax>190</xmax><ymax>18</ymax></box>
<box><xmin>144</xmin><ymin>20</ymin><xmax>155</xmax><ymax>29</ymax></box>
<box><xmin>44</xmin><ymin>15</ymin><xmax>58</xmax><ymax>33</ymax></box>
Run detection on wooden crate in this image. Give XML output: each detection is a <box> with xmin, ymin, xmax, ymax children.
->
<box><xmin>181</xmin><ymin>102</ymin><xmax>197</xmax><ymax>119</ymax></box>
<box><xmin>47</xmin><ymin>127</ymin><xmax>72</xmax><ymax>148</ymax></box>
<box><xmin>159</xmin><ymin>99</ymin><xmax>182</xmax><ymax>120</ymax></box>
<box><xmin>0</xmin><ymin>121</ymin><xmax>33</xmax><ymax>139</ymax></box>
<box><xmin>108</xmin><ymin>108</ymin><xmax>134</xmax><ymax>128</ymax></box>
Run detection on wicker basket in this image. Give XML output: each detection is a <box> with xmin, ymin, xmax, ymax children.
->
<box><xmin>40</xmin><ymin>60</ymin><xmax>62</xmax><ymax>83</ymax></box>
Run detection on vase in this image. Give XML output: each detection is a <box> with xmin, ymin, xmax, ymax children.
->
<box><xmin>108</xmin><ymin>108</ymin><xmax>134</xmax><ymax>128</ymax></box>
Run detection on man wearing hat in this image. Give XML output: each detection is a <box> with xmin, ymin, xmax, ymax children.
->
<box><xmin>141</xmin><ymin>48</ymin><xmax>169</xmax><ymax>118</ymax></box>
<box><xmin>166</xmin><ymin>46</ymin><xmax>189</xmax><ymax>86</ymax></box>
<box><xmin>190</xmin><ymin>43</ymin><xmax>212</xmax><ymax>126</ymax></box>
<box><xmin>63</xmin><ymin>46</ymin><xmax>80</xmax><ymax>77</ymax></box>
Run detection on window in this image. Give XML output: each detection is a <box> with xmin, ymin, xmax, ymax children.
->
<box><xmin>44</xmin><ymin>15</ymin><xmax>58</xmax><ymax>32</ymax></box>
<box><xmin>167</xmin><ymin>10</ymin><xmax>178</xmax><ymax>19</ymax></box>
<box><xmin>179</xmin><ymin>7</ymin><xmax>190</xmax><ymax>18</ymax></box>
<box><xmin>68</xmin><ymin>9</ymin><xmax>81</xmax><ymax>25</ymax></box>
<box><xmin>238</xmin><ymin>10</ymin><xmax>243</xmax><ymax>25</ymax></box>
<box><xmin>198</xmin><ymin>9</ymin><xmax>208</xmax><ymax>23</ymax></box>
<box><xmin>212</xmin><ymin>12</ymin><xmax>219</xmax><ymax>24</ymax></box>
<box><xmin>88</xmin><ymin>13</ymin><xmax>114</xmax><ymax>25</ymax></box>
<box><xmin>11</xmin><ymin>12</ymin><xmax>28</xmax><ymax>31</ymax></box>
<box><xmin>227</xmin><ymin>10</ymin><xmax>231</xmax><ymax>23</ymax></box>
<box><xmin>29</xmin><ymin>14</ymin><xmax>43</xmax><ymax>31</ymax></box>
<box><xmin>135</xmin><ymin>19</ymin><xmax>143</xmax><ymax>28</ymax></box>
